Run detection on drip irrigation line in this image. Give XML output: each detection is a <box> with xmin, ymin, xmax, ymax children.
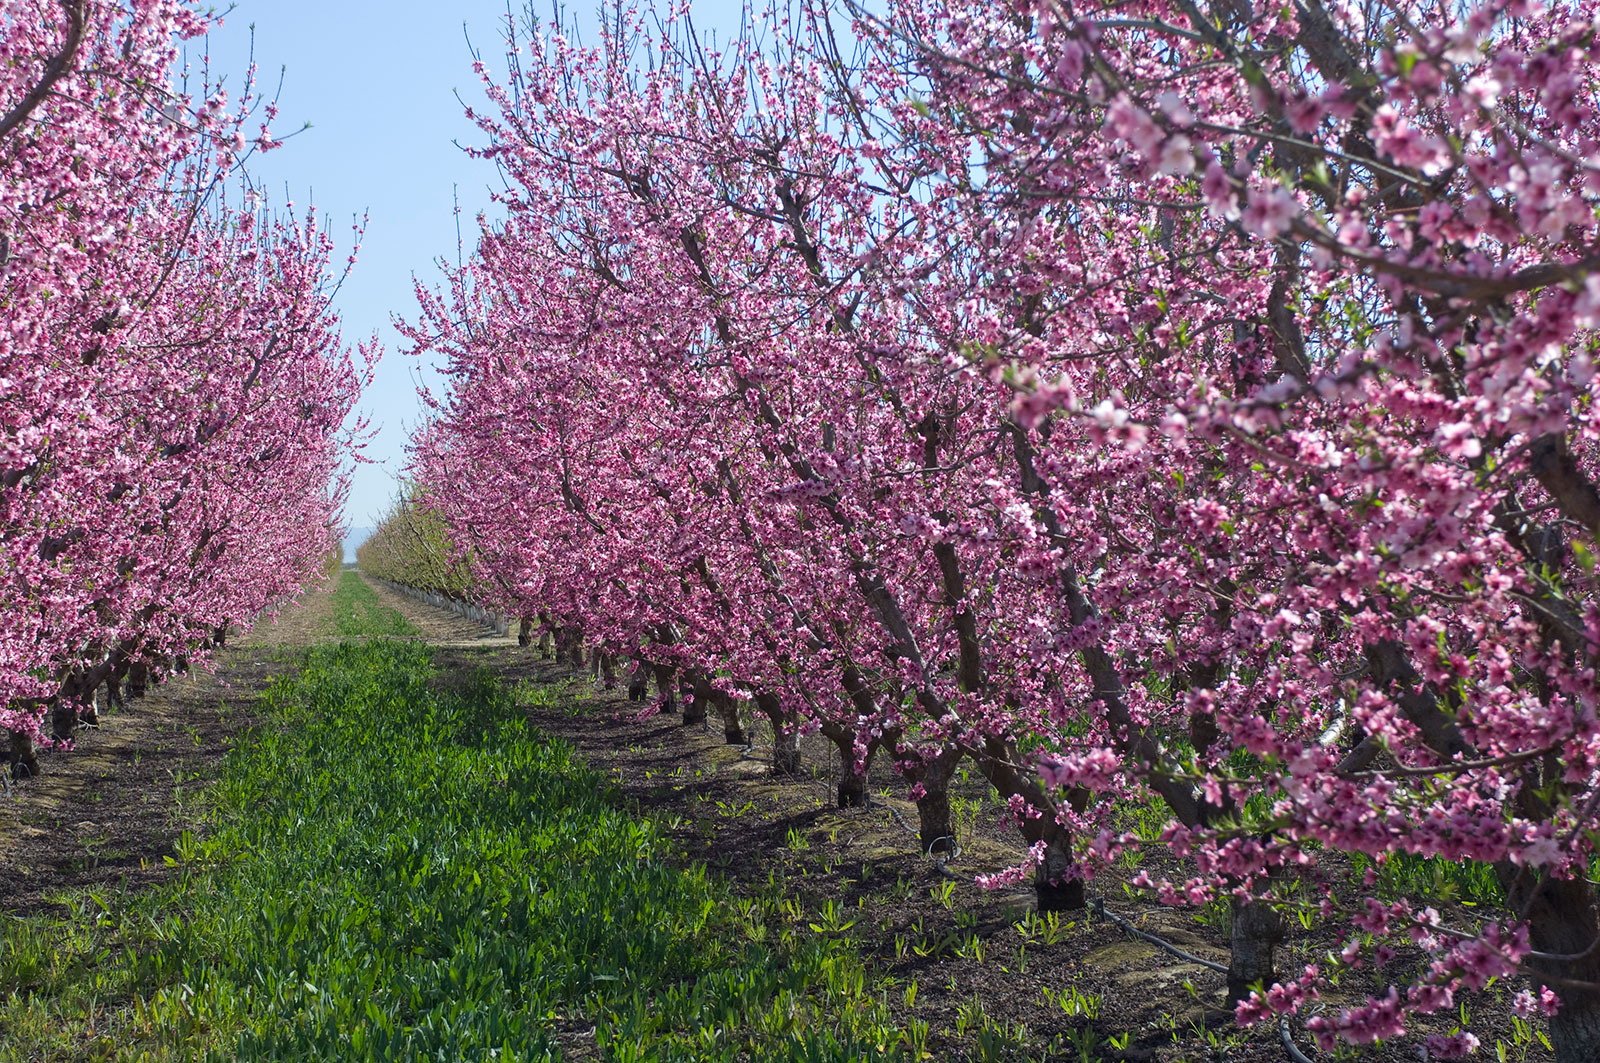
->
<box><xmin>1090</xmin><ymin>898</ymin><xmax>1228</xmax><ymax>973</ymax></box>
<box><xmin>1280</xmin><ymin>1016</ymin><xmax>1317</xmax><ymax>1063</ymax></box>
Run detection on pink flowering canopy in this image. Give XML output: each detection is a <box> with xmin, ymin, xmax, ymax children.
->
<box><xmin>1</xmin><ymin>1</ymin><xmax>370</xmax><ymax>740</ymax></box>
<box><xmin>389</xmin><ymin>0</ymin><xmax>1598</xmax><ymax>1057</ymax></box>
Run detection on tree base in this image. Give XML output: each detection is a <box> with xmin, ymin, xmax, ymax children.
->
<box><xmin>1036</xmin><ymin>878</ymin><xmax>1087</xmax><ymax>912</ymax></box>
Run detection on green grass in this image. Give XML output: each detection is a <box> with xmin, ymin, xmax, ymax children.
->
<box><xmin>321</xmin><ymin>570</ymin><xmax>419</xmax><ymax>638</ymax></box>
<box><xmin>0</xmin><ymin>638</ymin><xmax>916</xmax><ymax>1062</ymax></box>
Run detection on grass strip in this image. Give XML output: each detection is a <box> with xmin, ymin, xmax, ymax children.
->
<box><xmin>0</xmin><ymin>639</ymin><xmax>912</xmax><ymax>1062</ymax></box>
<box><xmin>321</xmin><ymin>570</ymin><xmax>420</xmax><ymax>639</ymax></box>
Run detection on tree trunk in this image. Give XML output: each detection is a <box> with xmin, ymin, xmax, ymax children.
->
<box><xmin>1516</xmin><ymin>874</ymin><xmax>1600</xmax><ymax>1063</ymax></box>
<box><xmin>684</xmin><ymin>673</ymin><xmax>709</xmax><ymax>726</ymax></box>
<box><xmin>1034</xmin><ymin>840</ymin><xmax>1085</xmax><ymax>911</ymax></box>
<box><xmin>517</xmin><ymin>616</ymin><xmax>533</xmax><ymax>647</ymax></box>
<box><xmin>893</xmin><ymin>744</ymin><xmax>962</xmax><ymax>856</ymax></box>
<box><xmin>49</xmin><ymin>700</ymin><xmax>75</xmax><ymax>743</ymax></box>
<box><xmin>78</xmin><ymin>689</ymin><xmax>98</xmax><ymax>728</ymax></box>
<box><xmin>596</xmin><ymin>652</ymin><xmax>617</xmax><ymax>690</ymax></box>
<box><xmin>824</xmin><ymin>724</ymin><xmax>876</xmax><ymax>807</ymax></box>
<box><xmin>715</xmin><ymin>689</ymin><xmax>744</xmax><ymax>744</ymax></box>
<box><xmin>9</xmin><ymin>730</ymin><xmax>37</xmax><ymax>779</ymax></box>
<box><xmin>652</xmin><ymin>663</ymin><xmax>677</xmax><ymax>714</ymax></box>
<box><xmin>755</xmin><ymin>691</ymin><xmax>800</xmax><ymax>775</ymax></box>
<box><xmin>1227</xmin><ymin>896</ymin><xmax>1286</xmax><ymax>1005</ymax></box>
<box><xmin>916</xmin><ymin>786</ymin><xmax>955</xmax><ymax>857</ymax></box>
<box><xmin>627</xmin><ymin>658</ymin><xmax>650</xmax><ymax>702</ymax></box>
<box><xmin>972</xmin><ymin>737</ymin><xmax>1087</xmax><ymax>911</ymax></box>
<box><xmin>127</xmin><ymin>662</ymin><xmax>149</xmax><ymax>700</ymax></box>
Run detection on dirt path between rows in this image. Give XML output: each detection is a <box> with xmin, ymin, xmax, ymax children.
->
<box><xmin>0</xmin><ymin>571</ymin><xmax>508</xmax><ymax>916</ymax></box>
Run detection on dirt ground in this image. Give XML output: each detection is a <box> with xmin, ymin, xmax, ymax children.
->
<box><xmin>0</xmin><ymin>578</ymin><xmax>348</xmax><ymax>915</ymax></box>
<box><xmin>0</xmin><ymin>575</ymin><xmax>1545</xmax><ymax>1061</ymax></box>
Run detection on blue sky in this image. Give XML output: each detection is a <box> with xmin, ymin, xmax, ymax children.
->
<box><xmin>200</xmin><ymin>0</ymin><xmax>741</xmax><ymax>529</ymax></box>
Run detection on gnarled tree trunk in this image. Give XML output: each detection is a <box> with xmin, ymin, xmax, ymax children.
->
<box><xmin>627</xmin><ymin>658</ymin><xmax>650</xmax><ymax>702</ymax></box>
<box><xmin>9</xmin><ymin>729</ymin><xmax>37</xmax><ymax>779</ymax></box>
<box><xmin>890</xmin><ymin>740</ymin><xmax>963</xmax><ymax>857</ymax></box>
<box><xmin>714</xmin><ymin>688</ymin><xmax>744</xmax><ymax>744</ymax></box>
<box><xmin>126</xmin><ymin>662</ymin><xmax>149</xmax><ymax>700</ymax></box>
<box><xmin>973</xmin><ymin>737</ymin><xmax>1086</xmax><ymax>911</ymax></box>
<box><xmin>822</xmin><ymin>722</ymin><xmax>879</xmax><ymax>807</ymax></box>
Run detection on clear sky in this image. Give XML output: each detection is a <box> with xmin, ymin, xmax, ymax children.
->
<box><xmin>200</xmin><ymin>0</ymin><xmax>741</xmax><ymax>529</ymax></box>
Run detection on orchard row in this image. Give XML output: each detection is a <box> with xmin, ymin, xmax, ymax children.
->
<box><xmin>1</xmin><ymin>5</ymin><xmax>365</xmax><ymax>769</ymax></box>
<box><xmin>367</xmin><ymin>0</ymin><xmax>1600</xmax><ymax>1058</ymax></box>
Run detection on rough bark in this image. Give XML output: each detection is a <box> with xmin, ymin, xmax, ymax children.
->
<box><xmin>1508</xmin><ymin>873</ymin><xmax>1600</xmax><ymax>1063</ymax></box>
<box><xmin>626</xmin><ymin>658</ymin><xmax>650</xmax><ymax>702</ymax></box>
<box><xmin>517</xmin><ymin>616</ymin><xmax>533</xmax><ymax>648</ymax></box>
<box><xmin>1228</xmin><ymin>897</ymin><xmax>1287</xmax><ymax>1005</ymax></box>
<box><xmin>971</xmin><ymin>738</ymin><xmax>1087</xmax><ymax>911</ymax></box>
<box><xmin>715</xmin><ymin>689</ymin><xmax>745</xmax><ymax>744</ymax></box>
<box><xmin>916</xmin><ymin>785</ymin><xmax>956</xmax><ymax>857</ymax></box>
<box><xmin>49</xmin><ymin>699</ymin><xmax>75</xmax><ymax>743</ymax></box>
<box><xmin>127</xmin><ymin>662</ymin><xmax>149</xmax><ymax>700</ymax></box>
<box><xmin>595</xmin><ymin>651</ymin><xmax>617</xmax><ymax>690</ymax></box>
<box><xmin>823</xmin><ymin>723</ymin><xmax>877</xmax><ymax>807</ymax></box>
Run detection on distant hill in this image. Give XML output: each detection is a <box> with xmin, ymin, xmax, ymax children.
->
<box><xmin>342</xmin><ymin>526</ymin><xmax>376</xmax><ymax>565</ymax></box>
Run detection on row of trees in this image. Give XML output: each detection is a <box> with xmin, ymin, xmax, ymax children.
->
<box><xmin>391</xmin><ymin>0</ymin><xmax>1600</xmax><ymax>1056</ymax></box>
<box><xmin>356</xmin><ymin>492</ymin><xmax>477</xmax><ymax>599</ymax></box>
<box><xmin>2</xmin><ymin>2</ymin><xmax>367</xmax><ymax>770</ymax></box>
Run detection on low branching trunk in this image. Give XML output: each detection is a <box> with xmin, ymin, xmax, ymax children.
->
<box><xmin>593</xmin><ymin>651</ymin><xmax>616</xmax><ymax>689</ymax></box>
<box><xmin>517</xmin><ymin>616</ymin><xmax>533</xmax><ymax>648</ymax></box>
<box><xmin>8</xmin><ymin>729</ymin><xmax>37</xmax><ymax>779</ymax></box>
<box><xmin>889</xmin><ymin>739</ymin><xmax>962</xmax><ymax>856</ymax></box>
<box><xmin>49</xmin><ymin>699</ymin><xmax>75</xmax><ymax>743</ymax></box>
<box><xmin>627</xmin><ymin>658</ymin><xmax>650</xmax><ymax>702</ymax></box>
<box><xmin>973</xmin><ymin>739</ymin><xmax>1087</xmax><ymax>911</ymax></box>
<box><xmin>715</xmin><ymin>689</ymin><xmax>744</xmax><ymax>744</ymax></box>
<box><xmin>822</xmin><ymin>722</ymin><xmax>878</xmax><ymax>807</ymax></box>
<box><xmin>127</xmin><ymin>662</ymin><xmax>149</xmax><ymax>700</ymax></box>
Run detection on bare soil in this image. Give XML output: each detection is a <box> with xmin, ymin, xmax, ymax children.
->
<box><xmin>0</xmin><ymin>579</ymin><xmax>349</xmax><ymax>915</ymax></box>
